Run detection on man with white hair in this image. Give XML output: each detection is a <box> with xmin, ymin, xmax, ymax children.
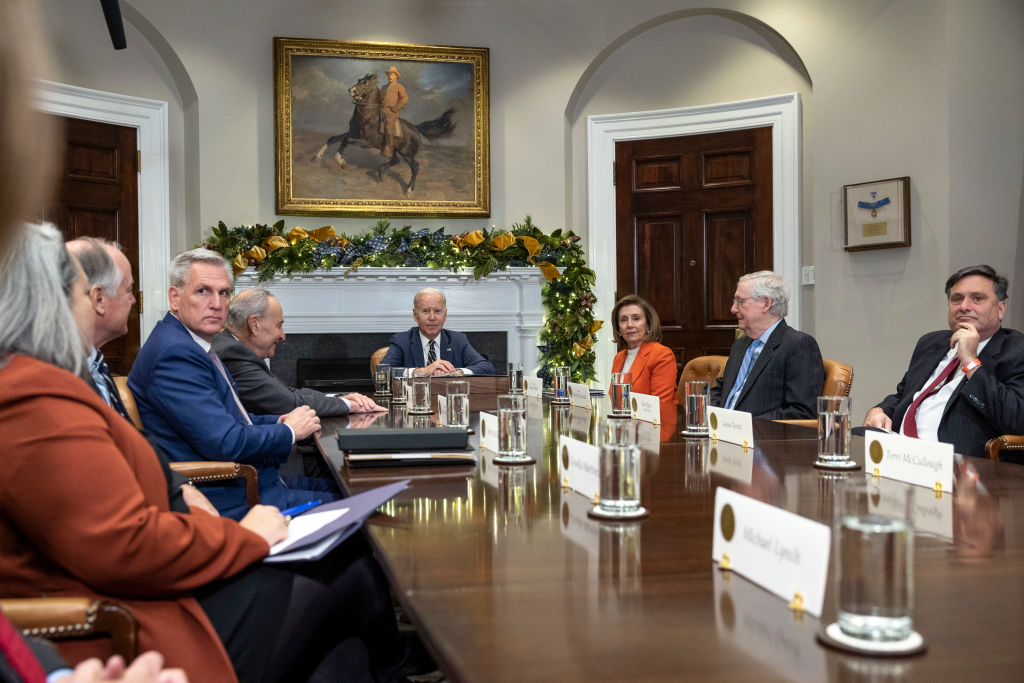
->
<box><xmin>709</xmin><ymin>270</ymin><xmax>824</xmax><ymax>419</ymax></box>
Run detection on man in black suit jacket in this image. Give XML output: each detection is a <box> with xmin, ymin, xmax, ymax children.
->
<box><xmin>710</xmin><ymin>271</ymin><xmax>824</xmax><ymax>419</ymax></box>
<box><xmin>213</xmin><ymin>288</ymin><xmax>383</xmax><ymax>416</ymax></box>
<box><xmin>865</xmin><ymin>265</ymin><xmax>1024</xmax><ymax>461</ymax></box>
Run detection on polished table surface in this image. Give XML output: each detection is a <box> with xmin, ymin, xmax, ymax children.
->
<box><xmin>319</xmin><ymin>398</ymin><xmax>1024</xmax><ymax>681</ymax></box>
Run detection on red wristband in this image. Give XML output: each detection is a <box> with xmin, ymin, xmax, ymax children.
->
<box><xmin>962</xmin><ymin>358</ymin><xmax>981</xmax><ymax>373</ymax></box>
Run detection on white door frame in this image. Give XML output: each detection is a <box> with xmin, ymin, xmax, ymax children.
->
<box><xmin>587</xmin><ymin>92</ymin><xmax>801</xmax><ymax>382</ymax></box>
<box><xmin>33</xmin><ymin>79</ymin><xmax>170</xmax><ymax>341</ymax></box>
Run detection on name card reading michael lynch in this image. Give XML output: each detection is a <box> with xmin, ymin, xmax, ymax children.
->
<box><xmin>708</xmin><ymin>407</ymin><xmax>754</xmax><ymax>448</ymax></box>
<box><xmin>478</xmin><ymin>411</ymin><xmax>499</xmax><ymax>453</ymax></box>
<box><xmin>866</xmin><ymin>431</ymin><xmax>954</xmax><ymax>492</ymax></box>
<box><xmin>558</xmin><ymin>435</ymin><xmax>600</xmax><ymax>502</ymax></box>
<box><xmin>712</xmin><ymin>488</ymin><xmax>830</xmax><ymax>617</ymax></box>
<box><xmin>630</xmin><ymin>392</ymin><xmax>659</xmax><ymax>424</ymax></box>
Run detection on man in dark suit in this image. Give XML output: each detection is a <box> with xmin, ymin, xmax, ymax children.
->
<box><xmin>865</xmin><ymin>265</ymin><xmax>1024</xmax><ymax>461</ymax></box>
<box><xmin>382</xmin><ymin>287</ymin><xmax>496</xmax><ymax>376</ymax></box>
<box><xmin>129</xmin><ymin>249</ymin><xmax>336</xmax><ymax>520</ymax></box>
<box><xmin>212</xmin><ymin>288</ymin><xmax>383</xmax><ymax>416</ymax></box>
<box><xmin>710</xmin><ymin>270</ymin><xmax>824</xmax><ymax>419</ymax></box>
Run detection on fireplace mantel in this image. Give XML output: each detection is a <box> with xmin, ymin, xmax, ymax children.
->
<box><xmin>236</xmin><ymin>267</ymin><xmax>547</xmax><ymax>368</ymax></box>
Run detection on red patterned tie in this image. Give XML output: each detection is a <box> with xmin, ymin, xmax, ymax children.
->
<box><xmin>0</xmin><ymin>612</ymin><xmax>46</xmax><ymax>683</ymax></box>
<box><xmin>902</xmin><ymin>356</ymin><xmax>961</xmax><ymax>438</ymax></box>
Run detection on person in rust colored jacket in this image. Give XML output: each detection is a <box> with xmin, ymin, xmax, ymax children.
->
<box><xmin>609</xmin><ymin>295</ymin><xmax>678</xmax><ymax>405</ymax></box>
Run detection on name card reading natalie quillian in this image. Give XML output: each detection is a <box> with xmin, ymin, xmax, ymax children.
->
<box><xmin>558</xmin><ymin>434</ymin><xmax>601</xmax><ymax>502</ymax></box>
<box><xmin>865</xmin><ymin>431</ymin><xmax>954</xmax><ymax>492</ymax></box>
<box><xmin>523</xmin><ymin>375</ymin><xmax>543</xmax><ymax>399</ymax></box>
<box><xmin>478</xmin><ymin>411</ymin><xmax>499</xmax><ymax>453</ymax></box>
<box><xmin>630</xmin><ymin>392</ymin><xmax>659</xmax><ymax>424</ymax></box>
<box><xmin>568</xmin><ymin>382</ymin><xmax>591</xmax><ymax>409</ymax></box>
<box><xmin>712</xmin><ymin>487</ymin><xmax>831</xmax><ymax>617</ymax></box>
<box><xmin>708</xmin><ymin>407</ymin><xmax>754</xmax><ymax>448</ymax></box>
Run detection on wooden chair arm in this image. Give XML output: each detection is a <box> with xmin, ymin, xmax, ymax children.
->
<box><xmin>0</xmin><ymin>597</ymin><xmax>137</xmax><ymax>661</ymax></box>
<box><xmin>169</xmin><ymin>461</ymin><xmax>260</xmax><ymax>508</ymax></box>
<box><xmin>985</xmin><ymin>435</ymin><xmax>1024</xmax><ymax>461</ymax></box>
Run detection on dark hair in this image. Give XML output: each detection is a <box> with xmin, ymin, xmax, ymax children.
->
<box><xmin>945</xmin><ymin>265</ymin><xmax>1008</xmax><ymax>301</ymax></box>
<box><xmin>610</xmin><ymin>294</ymin><xmax>662</xmax><ymax>349</ymax></box>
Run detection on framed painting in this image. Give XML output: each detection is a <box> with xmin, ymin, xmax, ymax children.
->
<box><xmin>843</xmin><ymin>176</ymin><xmax>911</xmax><ymax>251</ymax></box>
<box><xmin>274</xmin><ymin>38</ymin><xmax>490</xmax><ymax>217</ymax></box>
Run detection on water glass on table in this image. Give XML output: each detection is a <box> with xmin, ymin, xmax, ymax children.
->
<box><xmin>507</xmin><ymin>361</ymin><xmax>525</xmax><ymax>394</ymax></box>
<box><xmin>550</xmin><ymin>365</ymin><xmax>570</xmax><ymax>404</ymax></box>
<box><xmin>816</xmin><ymin>395</ymin><xmax>856</xmax><ymax>469</ymax></box>
<box><xmin>593</xmin><ymin>418</ymin><xmax>645</xmax><ymax>519</ymax></box>
<box><xmin>494</xmin><ymin>394</ymin><xmax>530</xmax><ymax>464</ymax></box>
<box><xmin>446</xmin><ymin>379</ymin><xmax>470</xmax><ymax>429</ymax></box>
<box><xmin>390</xmin><ymin>368</ymin><xmax>408</xmax><ymax>404</ymax></box>
<box><xmin>408</xmin><ymin>376</ymin><xmax>432</xmax><ymax>414</ymax></box>
<box><xmin>374</xmin><ymin>363</ymin><xmax>391</xmax><ymax>396</ymax></box>
<box><xmin>609</xmin><ymin>372</ymin><xmax>632</xmax><ymax>417</ymax></box>
<box><xmin>682</xmin><ymin>380</ymin><xmax>710</xmax><ymax>435</ymax></box>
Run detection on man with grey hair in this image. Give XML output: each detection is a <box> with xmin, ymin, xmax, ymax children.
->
<box><xmin>129</xmin><ymin>248</ymin><xmax>335</xmax><ymax>519</ymax></box>
<box><xmin>381</xmin><ymin>287</ymin><xmax>496</xmax><ymax>376</ymax></box>
<box><xmin>710</xmin><ymin>270</ymin><xmax>824</xmax><ymax>419</ymax></box>
<box><xmin>212</xmin><ymin>287</ymin><xmax>383</xmax><ymax>415</ymax></box>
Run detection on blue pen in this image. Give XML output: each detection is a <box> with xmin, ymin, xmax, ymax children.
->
<box><xmin>281</xmin><ymin>500</ymin><xmax>322</xmax><ymax>520</ymax></box>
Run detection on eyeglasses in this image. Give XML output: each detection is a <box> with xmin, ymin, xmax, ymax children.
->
<box><xmin>732</xmin><ymin>296</ymin><xmax>755</xmax><ymax>306</ymax></box>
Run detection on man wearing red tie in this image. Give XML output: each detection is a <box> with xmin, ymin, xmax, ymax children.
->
<box><xmin>864</xmin><ymin>265</ymin><xmax>1024</xmax><ymax>461</ymax></box>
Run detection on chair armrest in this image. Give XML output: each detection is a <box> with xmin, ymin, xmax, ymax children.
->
<box><xmin>984</xmin><ymin>435</ymin><xmax>1024</xmax><ymax>461</ymax></box>
<box><xmin>0</xmin><ymin>597</ymin><xmax>137</xmax><ymax>661</ymax></box>
<box><xmin>169</xmin><ymin>461</ymin><xmax>260</xmax><ymax>508</ymax></box>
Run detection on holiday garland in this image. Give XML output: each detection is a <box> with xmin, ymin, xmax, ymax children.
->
<box><xmin>202</xmin><ymin>217</ymin><xmax>601</xmax><ymax>382</ymax></box>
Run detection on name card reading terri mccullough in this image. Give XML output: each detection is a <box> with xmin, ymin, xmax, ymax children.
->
<box><xmin>712</xmin><ymin>488</ymin><xmax>831</xmax><ymax>617</ymax></box>
<box><xmin>630</xmin><ymin>392</ymin><xmax>659</xmax><ymax>424</ymax></box>
<box><xmin>478</xmin><ymin>411</ymin><xmax>499</xmax><ymax>453</ymax></box>
<box><xmin>568</xmin><ymin>382</ymin><xmax>591</xmax><ymax>409</ymax></box>
<box><xmin>708</xmin><ymin>407</ymin><xmax>754</xmax><ymax>448</ymax></box>
<box><xmin>865</xmin><ymin>431</ymin><xmax>954</xmax><ymax>492</ymax></box>
<box><xmin>523</xmin><ymin>376</ymin><xmax>543</xmax><ymax>399</ymax></box>
<box><xmin>558</xmin><ymin>435</ymin><xmax>601</xmax><ymax>502</ymax></box>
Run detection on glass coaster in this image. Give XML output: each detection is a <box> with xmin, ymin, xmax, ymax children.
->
<box><xmin>588</xmin><ymin>505</ymin><xmax>649</xmax><ymax>520</ymax></box>
<box><xmin>817</xmin><ymin>622</ymin><xmax>926</xmax><ymax>656</ymax></box>
<box><xmin>492</xmin><ymin>455</ymin><xmax>536</xmax><ymax>466</ymax></box>
<box><xmin>813</xmin><ymin>458</ymin><xmax>860</xmax><ymax>470</ymax></box>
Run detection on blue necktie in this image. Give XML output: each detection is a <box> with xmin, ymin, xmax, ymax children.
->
<box><xmin>725</xmin><ymin>338</ymin><xmax>763</xmax><ymax>410</ymax></box>
<box><xmin>427</xmin><ymin>340</ymin><xmax>437</xmax><ymax>364</ymax></box>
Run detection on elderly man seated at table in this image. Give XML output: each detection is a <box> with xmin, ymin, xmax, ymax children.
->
<box><xmin>382</xmin><ymin>287</ymin><xmax>496</xmax><ymax>376</ymax></box>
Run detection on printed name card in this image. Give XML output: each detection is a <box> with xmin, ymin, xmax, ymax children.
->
<box><xmin>478</xmin><ymin>411</ymin><xmax>499</xmax><ymax>453</ymax></box>
<box><xmin>630</xmin><ymin>392</ymin><xmax>659</xmax><ymax>424</ymax></box>
<box><xmin>568</xmin><ymin>382</ymin><xmax>591</xmax><ymax>409</ymax></box>
<box><xmin>712</xmin><ymin>488</ymin><xmax>831</xmax><ymax>617</ymax></box>
<box><xmin>436</xmin><ymin>395</ymin><xmax>448</xmax><ymax>426</ymax></box>
<box><xmin>708</xmin><ymin>407</ymin><xmax>754</xmax><ymax>448</ymax></box>
<box><xmin>523</xmin><ymin>375</ymin><xmax>543</xmax><ymax>399</ymax></box>
<box><xmin>558</xmin><ymin>435</ymin><xmax>600</xmax><ymax>501</ymax></box>
<box><xmin>865</xmin><ymin>431</ymin><xmax>954</xmax><ymax>492</ymax></box>
<box><xmin>708</xmin><ymin>443</ymin><xmax>754</xmax><ymax>484</ymax></box>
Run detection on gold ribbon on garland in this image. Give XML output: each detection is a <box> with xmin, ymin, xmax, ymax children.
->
<box><xmin>536</xmin><ymin>260</ymin><xmax>561</xmax><ymax>281</ymax></box>
<box><xmin>243</xmin><ymin>246</ymin><xmax>267</xmax><ymax>263</ymax></box>
<box><xmin>286</xmin><ymin>227</ymin><xmax>309</xmax><ymax>244</ymax></box>
<box><xmin>462</xmin><ymin>230</ymin><xmax>485</xmax><ymax>247</ymax></box>
<box><xmin>589</xmin><ymin>320</ymin><xmax>603</xmax><ymax>334</ymax></box>
<box><xmin>490</xmin><ymin>233</ymin><xmax>515</xmax><ymax>251</ymax></box>
<box><xmin>262</xmin><ymin>235</ymin><xmax>289</xmax><ymax>252</ymax></box>
<box><xmin>573</xmin><ymin>333</ymin><xmax>595</xmax><ymax>357</ymax></box>
<box><xmin>516</xmin><ymin>235</ymin><xmax>541</xmax><ymax>263</ymax></box>
<box><xmin>231</xmin><ymin>253</ymin><xmax>247</xmax><ymax>276</ymax></box>
<box><xmin>308</xmin><ymin>226</ymin><xmax>336</xmax><ymax>242</ymax></box>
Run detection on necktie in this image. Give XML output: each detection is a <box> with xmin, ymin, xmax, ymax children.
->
<box><xmin>902</xmin><ymin>356</ymin><xmax>961</xmax><ymax>438</ymax></box>
<box><xmin>0</xmin><ymin>612</ymin><xmax>46</xmax><ymax>683</ymax></box>
<box><xmin>725</xmin><ymin>338</ymin><xmax>763</xmax><ymax>410</ymax></box>
<box><xmin>94</xmin><ymin>352</ymin><xmax>129</xmax><ymax>420</ymax></box>
<box><xmin>208</xmin><ymin>349</ymin><xmax>253</xmax><ymax>425</ymax></box>
<box><xmin>428</xmin><ymin>340</ymin><xmax>437</xmax><ymax>364</ymax></box>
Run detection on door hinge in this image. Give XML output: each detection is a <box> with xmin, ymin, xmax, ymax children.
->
<box><xmin>137</xmin><ymin>290</ymin><xmax>143</xmax><ymax>314</ymax></box>
<box><xmin>136</xmin><ymin>150</ymin><xmax>141</xmax><ymax>173</ymax></box>
<box><xmin>612</xmin><ymin>160</ymin><xmax>616</xmax><ymax>186</ymax></box>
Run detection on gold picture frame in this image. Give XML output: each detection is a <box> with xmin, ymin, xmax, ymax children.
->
<box><xmin>843</xmin><ymin>176</ymin><xmax>911</xmax><ymax>251</ymax></box>
<box><xmin>274</xmin><ymin>37</ymin><xmax>490</xmax><ymax>217</ymax></box>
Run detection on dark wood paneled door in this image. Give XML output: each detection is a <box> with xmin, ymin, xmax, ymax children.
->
<box><xmin>615</xmin><ymin>127</ymin><xmax>772</xmax><ymax>368</ymax></box>
<box><xmin>45</xmin><ymin>115</ymin><xmax>140</xmax><ymax>375</ymax></box>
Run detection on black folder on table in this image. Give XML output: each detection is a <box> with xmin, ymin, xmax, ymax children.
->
<box><xmin>338</xmin><ymin>427</ymin><xmax>473</xmax><ymax>467</ymax></box>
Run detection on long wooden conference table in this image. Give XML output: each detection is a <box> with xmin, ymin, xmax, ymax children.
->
<box><xmin>318</xmin><ymin>395</ymin><xmax>1024</xmax><ymax>681</ymax></box>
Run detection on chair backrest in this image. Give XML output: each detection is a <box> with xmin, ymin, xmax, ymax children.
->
<box><xmin>822</xmin><ymin>359</ymin><xmax>854</xmax><ymax>397</ymax></box>
<box><xmin>370</xmin><ymin>346</ymin><xmax>390</xmax><ymax>378</ymax></box>
<box><xmin>113</xmin><ymin>375</ymin><xmax>144</xmax><ymax>430</ymax></box>
<box><xmin>676</xmin><ymin>355</ymin><xmax>728</xmax><ymax>405</ymax></box>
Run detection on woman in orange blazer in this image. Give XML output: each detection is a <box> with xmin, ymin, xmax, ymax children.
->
<box><xmin>610</xmin><ymin>295</ymin><xmax>678</xmax><ymax>405</ymax></box>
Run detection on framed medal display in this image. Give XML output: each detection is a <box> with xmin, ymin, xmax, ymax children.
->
<box><xmin>843</xmin><ymin>176</ymin><xmax>910</xmax><ymax>252</ymax></box>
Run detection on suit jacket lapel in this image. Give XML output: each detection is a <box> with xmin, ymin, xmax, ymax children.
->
<box><xmin>736</xmin><ymin>320</ymin><xmax>786</xmax><ymax>404</ymax></box>
<box><xmin>440</xmin><ymin>330</ymin><xmax>453</xmax><ymax>362</ymax></box>
<box><xmin>940</xmin><ymin>328</ymin><xmax>1005</xmax><ymax>419</ymax></box>
<box><xmin>410</xmin><ymin>328</ymin><xmax>425</xmax><ymax>367</ymax></box>
<box><xmin>628</xmin><ymin>343</ymin><xmax>652</xmax><ymax>382</ymax></box>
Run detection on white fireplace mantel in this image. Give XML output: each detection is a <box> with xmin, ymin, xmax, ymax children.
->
<box><xmin>235</xmin><ymin>267</ymin><xmax>548</xmax><ymax>368</ymax></box>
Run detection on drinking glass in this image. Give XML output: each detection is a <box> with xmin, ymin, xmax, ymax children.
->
<box><xmin>495</xmin><ymin>394</ymin><xmax>529</xmax><ymax>463</ymax></box>
<box><xmin>374</xmin><ymin>363</ymin><xmax>391</xmax><ymax>395</ymax></box>
<box><xmin>446</xmin><ymin>379</ymin><xmax>470</xmax><ymax>429</ymax></box>
<box><xmin>408</xmin><ymin>376</ymin><xmax>432</xmax><ymax>414</ymax></box>
<box><xmin>597</xmin><ymin>442</ymin><xmax>644</xmax><ymax>517</ymax></box>
<box><xmin>508</xmin><ymin>361</ymin><xmax>525</xmax><ymax>394</ymax></box>
<box><xmin>817</xmin><ymin>396</ymin><xmax>853</xmax><ymax>467</ymax></box>
<box><xmin>835</xmin><ymin>478</ymin><xmax>915</xmax><ymax>642</ymax></box>
<box><xmin>609</xmin><ymin>372</ymin><xmax>632</xmax><ymax>417</ymax></box>
<box><xmin>683</xmin><ymin>380</ymin><xmax>710</xmax><ymax>435</ymax></box>
<box><xmin>390</xmin><ymin>368</ymin><xmax>408</xmax><ymax>404</ymax></box>
<box><xmin>550</xmin><ymin>365</ymin><xmax>570</xmax><ymax>404</ymax></box>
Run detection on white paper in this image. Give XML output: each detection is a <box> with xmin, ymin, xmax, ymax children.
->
<box><xmin>558</xmin><ymin>435</ymin><xmax>601</xmax><ymax>501</ymax></box>
<box><xmin>708</xmin><ymin>406</ymin><xmax>754</xmax><ymax>448</ymax></box>
<box><xmin>630</xmin><ymin>392</ymin><xmax>659</xmax><ymax>424</ymax></box>
<box><xmin>269</xmin><ymin>508</ymin><xmax>349</xmax><ymax>555</ymax></box>
<box><xmin>708</xmin><ymin>443</ymin><xmax>754</xmax><ymax>484</ymax></box>
<box><xmin>865</xmin><ymin>431</ymin><xmax>954</xmax><ymax>492</ymax></box>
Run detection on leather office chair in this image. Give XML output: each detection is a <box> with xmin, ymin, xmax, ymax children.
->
<box><xmin>113</xmin><ymin>376</ymin><xmax>261</xmax><ymax>507</ymax></box>
<box><xmin>676</xmin><ymin>355</ymin><xmax>728</xmax><ymax>405</ymax></box>
<box><xmin>0</xmin><ymin>597</ymin><xmax>138</xmax><ymax>661</ymax></box>
<box><xmin>774</xmin><ymin>359</ymin><xmax>854</xmax><ymax>427</ymax></box>
<box><xmin>370</xmin><ymin>346</ymin><xmax>389</xmax><ymax>378</ymax></box>
<box><xmin>985</xmin><ymin>435</ymin><xmax>1024</xmax><ymax>462</ymax></box>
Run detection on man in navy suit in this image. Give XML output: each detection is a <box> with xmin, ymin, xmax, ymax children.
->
<box><xmin>129</xmin><ymin>249</ymin><xmax>335</xmax><ymax>520</ymax></box>
<box><xmin>710</xmin><ymin>271</ymin><xmax>824</xmax><ymax>419</ymax></box>
<box><xmin>381</xmin><ymin>287</ymin><xmax>496</xmax><ymax>376</ymax></box>
<box><xmin>865</xmin><ymin>265</ymin><xmax>1024</xmax><ymax>461</ymax></box>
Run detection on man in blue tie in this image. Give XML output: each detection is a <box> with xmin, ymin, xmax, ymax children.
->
<box><xmin>710</xmin><ymin>270</ymin><xmax>823</xmax><ymax>419</ymax></box>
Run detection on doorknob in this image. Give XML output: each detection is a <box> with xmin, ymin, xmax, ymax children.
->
<box><xmin>689</xmin><ymin>260</ymin><xmax>696</xmax><ymax>267</ymax></box>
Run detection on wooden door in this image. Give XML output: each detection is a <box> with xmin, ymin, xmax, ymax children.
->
<box><xmin>45</xmin><ymin>115</ymin><xmax>140</xmax><ymax>375</ymax></box>
<box><xmin>615</xmin><ymin>127</ymin><xmax>772</xmax><ymax>368</ymax></box>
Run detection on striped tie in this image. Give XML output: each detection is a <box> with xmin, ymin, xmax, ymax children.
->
<box><xmin>428</xmin><ymin>339</ymin><xmax>437</xmax><ymax>364</ymax></box>
<box><xmin>95</xmin><ymin>352</ymin><xmax>130</xmax><ymax>420</ymax></box>
<box><xmin>725</xmin><ymin>338</ymin><xmax>763</xmax><ymax>410</ymax></box>
<box><xmin>208</xmin><ymin>349</ymin><xmax>253</xmax><ymax>425</ymax></box>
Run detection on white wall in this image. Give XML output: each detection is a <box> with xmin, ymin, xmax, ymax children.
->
<box><xmin>36</xmin><ymin>0</ymin><xmax>1024</xmax><ymax>411</ymax></box>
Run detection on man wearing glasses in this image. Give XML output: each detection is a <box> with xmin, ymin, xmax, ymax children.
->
<box><xmin>710</xmin><ymin>270</ymin><xmax>824</xmax><ymax>419</ymax></box>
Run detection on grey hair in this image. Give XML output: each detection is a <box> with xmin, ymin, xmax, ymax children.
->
<box><xmin>66</xmin><ymin>237</ymin><xmax>123</xmax><ymax>295</ymax></box>
<box><xmin>413</xmin><ymin>287</ymin><xmax>446</xmax><ymax>309</ymax></box>
<box><xmin>738</xmin><ymin>270</ymin><xmax>789</xmax><ymax>318</ymax></box>
<box><xmin>169</xmin><ymin>248</ymin><xmax>233</xmax><ymax>289</ymax></box>
<box><xmin>0</xmin><ymin>222</ymin><xmax>87</xmax><ymax>375</ymax></box>
<box><xmin>226</xmin><ymin>288</ymin><xmax>275</xmax><ymax>332</ymax></box>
